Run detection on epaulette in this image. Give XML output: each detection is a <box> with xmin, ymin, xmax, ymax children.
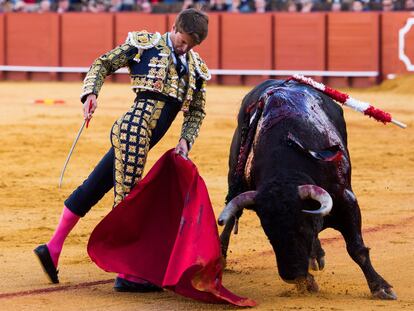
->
<box><xmin>190</xmin><ymin>50</ymin><xmax>211</xmax><ymax>81</ymax></box>
<box><xmin>126</xmin><ymin>31</ymin><xmax>162</xmax><ymax>50</ymax></box>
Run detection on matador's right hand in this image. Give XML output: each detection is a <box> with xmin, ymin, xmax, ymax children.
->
<box><xmin>83</xmin><ymin>94</ymin><xmax>98</xmax><ymax>120</ymax></box>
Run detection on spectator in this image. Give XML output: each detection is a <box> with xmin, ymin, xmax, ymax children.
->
<box><xmin>254</xmin><ymin>0</ymin><xmax>267</xmax><ymax>12</ymax></box>
<box><xmin>182</xmin><ymin>0</ymin><xmax>194</xmax><ymax>9</ymax></box>
<box><xmin>331</xmin><ymin>0</ymin><xmax>342</xmax><ymax>10</ymax></box>
<box><xmin>38</xmin><ymin>0</ymin><xmax>52</xmax><ymax>11</ymax></box>
<box><xmin>300</xmin><ymin>0</ymin><xmax>314</xmax><ymax>11</ymax></box>
<box><xmin>88</xmin><ymin>0</ymin><xmax>107</xmax><ymax>12</ymax></box>
<box><xmin>138</xmin><ymin>0</ymin><xmax>151</xmax><ymax>12</ymax></box>
<box><xmin>69</xmin><ymin>0</ymin><xmax>85</xmax><ymax>11</ymax></box>
<box><xmin>12</xmin><ymin>0</ymin><xmax>37</xmax><ymax>11</ymax></box>
<box><xmin>111</xmin><ymin>0</ymin><xmax>136</xmax><ymax>11</ymax></box>
<box><xmin>56</xmin><ymin>0</ymin><xmax>70</xmax><ymax>12</ymax></box>
<box><xmin>0</xmin><ymin>0</ymin><xmax>14</xmax><ymax>11</ymax></box>
<box><xmin>151</xmin><ymin>1</ymin><xmax>171</xmax><ymax>12</ymax></box>
<box><xmin>236</xmin><ymin>0</ymin><xmax>252</xmax><ymax>12</ymax></box>
<box><xmin>283</xmin><ymin>0</ymin><xmax>298</xmax><ymax>11</ymax></box>
<box><xmin>209</xmin><ymin>0</ymin><xmax>231</xmax><ymax>11</ymax></box>
<box><xmin>382</xmin><ymin>0</ymin><xmax>395</xmax><ymax>10</ymax></box>
<box><xmin>13</xmin><ymin>0</ymin><xmax>26</xmax><ymax>11</ymax></box>
<box><xmin>351</xmin><ymin>0</ymin><xmax>365</xmax><ymax>10</ymax></box>
<box><xmin>366</xmin><ymin>0</ymin><xmax>381</xmax><ymax>10</ymax></box>
<box><xmin>405</xmin><ymin>0</ymin><xmax>414</xmax><ymax>9</ymax></box>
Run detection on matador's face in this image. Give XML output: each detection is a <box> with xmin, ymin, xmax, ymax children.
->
<box><xmin>170</xmin><ymin>26</ymin><xmax>197</xmax><ymax>56</ymax></box>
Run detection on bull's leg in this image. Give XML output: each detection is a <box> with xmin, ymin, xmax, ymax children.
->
<box><xmin>309</xmin><ymin>237</ymin><xmax>325</xmax><ymax>271</ymax></box>
<box><xmin>332</xmin><ymin>189</ymin><xmax>397</xmax><ymax>300</ymax></box>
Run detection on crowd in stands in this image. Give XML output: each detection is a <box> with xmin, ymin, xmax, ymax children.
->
<box><xmin>0</xmin><ymin>0</ymin><xmax>413</xmax><ymax>14</ymax></box>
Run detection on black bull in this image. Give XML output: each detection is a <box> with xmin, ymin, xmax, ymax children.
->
<box><xmin>218</xmin><ymin>79</ymin><xmax>396</xmax><ymax>300</ymax></box>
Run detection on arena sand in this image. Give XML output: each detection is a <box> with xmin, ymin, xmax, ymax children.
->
<box><xmin>0</xmin><ymin>79</ymin><xmax>413</xmax><ymax>311</ymax></box>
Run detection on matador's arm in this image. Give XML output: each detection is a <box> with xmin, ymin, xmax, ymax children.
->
<box><xmin>180</xmin><ymin>79</ymin><xmax>207</xmax><ymax>149</ymax></box>
<box><xmin>80</xmin><ymin>44</ymin><xmax>138</xmax><ymax>103</ymax></box>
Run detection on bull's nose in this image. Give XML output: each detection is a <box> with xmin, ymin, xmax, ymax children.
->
<box><xmin>217</xmin><ymin>218</ymin><xmax>224</xmax><ymax>226</ymax></box>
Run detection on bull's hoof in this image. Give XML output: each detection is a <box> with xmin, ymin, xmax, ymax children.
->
<box><xmin>295</xmin><ymin>275</ymin><xmax>319</xmax><ymax>293</ymax></box>
<box><xmin>372</xmin><ymin>288</ymin><xmax>397</xmax><ymax>300</ymax></box>
<box><xmin>309</xmin><ymin>256</ymin><xmax>325</xmax><ymax>271</ymax></box>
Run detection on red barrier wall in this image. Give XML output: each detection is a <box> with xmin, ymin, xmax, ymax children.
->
<box><xmin>2</xmin><ymin>12</ymin><xmax>414</xmax><ymax>87</ymax></box>
<box><xmin>194</xmin><ymin>13</ymin><xmax>220</xmax><ymax>84</ymax></box>
<box><xmin>221</xmin><ymin>13</ymin><xmax>273</xmax><ymax>85</ymax></box>
<box><xmin>61</xmin><ymin>13</ymin><xmax>114</xmax><ymax>81</ymax></box>
<box><xmin>0</xmin><ymin>15</ymin><xmax>4</xmax><ymax>80</ymax></box>
<box><xmin>166</xmin><ymin>13</ymin><xmax>177</xmax><ymax>31</ymax></box>
<box><xmin>327</xmin><ymin>12</ymin><xmax>380</xmax><ymax>87</ymax></box>
<box><xmin>382</xmin><ymin>13</ymin><xmax>414</xmax><ymax>78</ymax></box>
<box><xmin>274</xmin><ymin>13</ymin><xmax>326</xmax><ymax>80</ymax></box>
<box><xmin>6</xmin><ymin>13</ymin><xmax>59</xmax><ymax>81</ymax></box>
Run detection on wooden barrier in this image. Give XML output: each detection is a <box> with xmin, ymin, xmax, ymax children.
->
<box><xmin>0</xmin><ymin>15</ymin><xmax>4</xmax><ymax>80</ymax></box>
<box><xmin>220</xmin><ymin>13</ymin><xmax>273</xmax><ymax>86</ymax></box>
<box><xmin>1</xmin><ymin>12</ymin><xmax>414</xmax><ymax>86</ymax></box>
<box><xmin>274</xmin><ymin>13</ymin><xmax>326</xmax><ymax>81</ymax></box>
<box><xmin>5</xmin><ymin>13</ymin><xmax>59</xmax><ymax>81</ymax></box>
<box><xmin>381</xmin><ymin>12</ymin><xmax>414</xmax><ymax>78</ymax></box>
<box><xmin>327</xmin><ymin>12</ymin><xmax>379</xmax><ymax>87</ymax></box>
<box><xmin>61</xmin><ymin>13</ymin><xmax>114</xmax><ymax>81</ymax></box>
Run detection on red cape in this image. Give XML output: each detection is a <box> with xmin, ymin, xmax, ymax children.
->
<box><xmin>87</xmin><ymin>149</ymin><xmax>256</xmax><ymax>307</ymax></box>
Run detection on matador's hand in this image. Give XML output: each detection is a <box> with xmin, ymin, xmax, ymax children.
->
<box><xmin>83</xmin><ymin>94</ymin><xmax>97</xmax><ymax>121</ymax></box>
<box><xmin>175</xmin><ymin>138</ymin><xmax>189</xmax><ymax>159</ymax></box>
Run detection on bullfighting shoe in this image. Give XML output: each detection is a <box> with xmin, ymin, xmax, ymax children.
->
<box><xmin>33</xmin><ymin>244</ymin><xmax>59</xmax><ymax>284</ymax></box>
<box><xmin>114</xmin><ymin>277</ymin><xmax>163</xmax><ymax>293</ymax></box>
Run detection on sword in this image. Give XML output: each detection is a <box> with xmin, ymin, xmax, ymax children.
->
<box><xmin>58</xmin><ymin>100</ymin><xmax>93</xmax><ymax>188</ymax></box>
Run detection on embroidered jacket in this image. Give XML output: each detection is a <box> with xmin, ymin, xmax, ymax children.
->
<box><xmin>81</xmin><ymin>31</ymin><xmax>211</xmax><ymax>146</ymax></box>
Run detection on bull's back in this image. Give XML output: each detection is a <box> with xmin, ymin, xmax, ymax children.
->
<box><xmin>250</xmin><ymin>81</ymin><xmax>350</xmax><ymax>186</ymax></box>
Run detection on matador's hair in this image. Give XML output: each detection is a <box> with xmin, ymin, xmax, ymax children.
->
<box><xmin>174</xmin><ymin>8</ymin><xmax>209</xmax><ymax>45</ymax></box>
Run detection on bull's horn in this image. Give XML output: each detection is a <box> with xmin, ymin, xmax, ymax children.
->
<box><xmin>218</xmin><ymin>191</ymin><xmax>257</xmax><ymax>226</ymax></box>
<box><xmin>298</xmin><ymin>185</ymin><xmax>332</xmax><ymax>216</ymax></box>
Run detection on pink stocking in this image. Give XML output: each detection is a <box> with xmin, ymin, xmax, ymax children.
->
<box><xmin>46</xmin><ymin>206</ymin><xmax>80</xmax><ymax>267</ymax></box>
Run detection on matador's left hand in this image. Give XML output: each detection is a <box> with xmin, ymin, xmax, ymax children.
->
<box><xmin>175</xmin><ymin>138</ymin><xmax>189</xmax><ymax>159</ymax></box>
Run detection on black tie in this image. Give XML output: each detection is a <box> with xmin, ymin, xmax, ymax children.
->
<box><xmin>175</xmin><ymin>54</ymin><xmax>186</xmax><ymax>77</ymax></box>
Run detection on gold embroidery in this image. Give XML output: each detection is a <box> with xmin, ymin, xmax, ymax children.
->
<box><xmin>149</xmin><ymin>57</ymin><xmax>158</xmax><ymax>66</ymax></box>
<box><xmin>111</xmin><ymin>100</ymin><xmax>157</xmax><ymax>205</ymax></box>
<box><xmin>156</xmin><ymin>68</ymin><xmax>166</xmax><ymax>78</ymax></box>
<box><xmin>149</xmin><ymin>68</ymin><xmax>157</xmax><ymax>76</ymax></box>
<box><xmin>180</xmin><ymin>79</ymin><xmax>207</xmax><ymax>146</ymax></box>
<box><xmin>81</xmin><ymin>43</ymin><xmax>135</xmax><ymax>101</ymax></box>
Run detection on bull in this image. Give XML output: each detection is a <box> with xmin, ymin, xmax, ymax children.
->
<box><xmin>218</xmin><ymin>79</ymin><xmax>396</xmax><ymax>300</ymax></box>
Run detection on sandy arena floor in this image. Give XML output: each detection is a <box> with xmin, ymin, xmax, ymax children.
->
<box><xmin>0</xmin><ymin>78</ymin><xmax>413</xmax><ymax>310</ymax></box>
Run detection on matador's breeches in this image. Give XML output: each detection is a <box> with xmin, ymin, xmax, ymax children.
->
<box><xmin>111</xmin><ymin>98</ymin><xmax>179</xmax><ymax>206</ymax></box>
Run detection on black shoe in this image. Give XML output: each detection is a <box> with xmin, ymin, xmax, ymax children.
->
<box><xmin>34</xmin><ymin>244</ymin><xmax>59</xmax><ymax>284</ymax></box>
<box><xmin>113</xmin><ymin>277</ymin><xmax>163</xmax><ymax>293</ymax></box>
